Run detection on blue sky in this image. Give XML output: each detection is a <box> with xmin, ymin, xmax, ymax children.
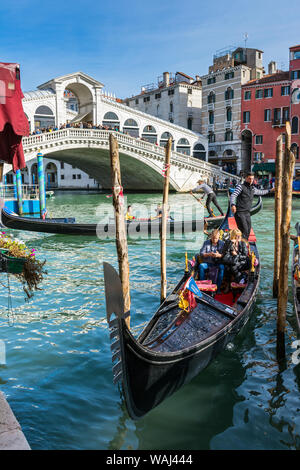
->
<box><xmin>0</xmin><ymin>0</ymin><xmax>298</xmax><ymax>98</ymax></box>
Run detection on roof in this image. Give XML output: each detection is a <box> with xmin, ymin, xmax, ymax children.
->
<box><xmin>176</xmin><ymin>71</ymin><xmax>194</xmax><ymax>80</ymax></box>
<box><xmin>23</xmin><ymin>89</ymin><xmax>55</xmax><ymax>100</ymax></box>
<box><xmin>290</xmin><ymin>45</ymin><xmax>300</xmax><ymax>51</ymax></box>
<box><xmin>243</xmin><ymin>71</ymin><xmax>289</xmax><ymax>87</ymax></box>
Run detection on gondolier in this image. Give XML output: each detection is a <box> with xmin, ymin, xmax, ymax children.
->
<box><xmin>190</xmin><ymin>179</ymin><xmax>224</xmax><ymax>217</ymax></box>
<box><xmin>230</xmin><ymin>172</ymin><xmax>274</xmax><ymax>240</ymax></box>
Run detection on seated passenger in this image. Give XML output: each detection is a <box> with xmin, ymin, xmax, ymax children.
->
<box><xmin>125</xmin><ymin>205</ymin><xmax>135</xmax><ymax>221</ymax></box>
<box><xmin>199</xmin><ymin>229</ymin><xmax>225</xmax><ymax>292</ymax></box>
<box><xmin>222</xmin><ymin>229</ymin><xmax>250</xmax><ymax>284</ymax></box>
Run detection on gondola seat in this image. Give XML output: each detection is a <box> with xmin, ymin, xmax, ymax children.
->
<box><xmin>196</xmin><ymin>280</ymin><xmax>217</xmax><ymax>294</ymax></box>
<box><xmin>231</xmin><ymin>281</ymin><xmax>246</xmax><ymax>301</ymax></box>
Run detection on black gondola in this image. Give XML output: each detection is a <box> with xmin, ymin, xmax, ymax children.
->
<box><xmin>104</xmin><ymin>205</ymin><xmax>260</xmax><ymax>419</ymax></box>
<box><xmin>292</xmin><ymin>222</ymin><xmax>300</xmax><ymax>332</ymax></box>
<box><xmin>0</xmin><ymin>197</ymin><xmax>262</xmax><ymax>237</ymax></box>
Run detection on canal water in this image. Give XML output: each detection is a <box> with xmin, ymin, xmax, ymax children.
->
<box><xmin>0</xmin><ymin>192</ymin><xmax>299</xmax><ymax>450</ymax></box>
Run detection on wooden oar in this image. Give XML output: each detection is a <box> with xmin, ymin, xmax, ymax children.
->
<box><xmin>190</xmin><ymin>192</ymin><xmax>216</xmax><ymax>217</ymax></box>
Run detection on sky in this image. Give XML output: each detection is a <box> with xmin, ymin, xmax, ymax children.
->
<box><xmin>0</xmin><ymin>0</ymin><xmax>299</xmax><ymax>98</ymax></box>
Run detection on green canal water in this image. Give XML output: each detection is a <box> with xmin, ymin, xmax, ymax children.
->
<box><xmin>0</xmin><ymin>192</ymin><xmax>299</xmax><ymax>450</ymax></box>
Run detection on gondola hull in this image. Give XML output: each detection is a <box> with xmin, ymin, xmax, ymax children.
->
<box><xmin>1</xmin><ymin>197</ymin><xmax>262</xmax><ymax>237</ymax></box>
<box><xmin>292</xmin><ymin>222</ymin><xmax>300</xmax><ymax>332</ymax></box>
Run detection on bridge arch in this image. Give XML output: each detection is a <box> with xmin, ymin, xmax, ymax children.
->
<box><xmin>142</xmin><ymin>125</ymin><xmax>157</xmax><ymax>144</ymax></box>
<box><xmin>193</xmin><ymin>143</ymin><xmax>206</xmax><ymax>161</ymax></box>
<box><xmin>34</xmin><ymin>105</ymin><xmax>55</xmax><ymax>130</ymax></box>
<box><xmin>102</xmin><ymin>111</ymin><xmax>120</xmax><ymax>130</ymax></box>
<box><xmin>63</xmin><ymin>80</ymin><xmax>94</xmax><ymax>123</ymax></box>
<box><xmin>176</xmin><ymin>138</ymin><xmax>190</xmax><ymax>155</ymax></box>
<box><xmin>123</xmin><ymin>118</ymin><xmax>139</xmax><ymax>137</ymax></box>
<box><xmin>159</xmin><ymin>132</ymin><xmax>174</xmax><ymax>149</ymax></box>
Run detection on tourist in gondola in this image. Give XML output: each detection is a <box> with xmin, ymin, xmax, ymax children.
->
<box><xmin>230</xmin><ymin>172</ymin><xmax>274</xmax><ymax>240</ymax></box>
<box><xmin>198</xmin><ymin>229</ymin><xmax>225</xmax><ymax>292</ymax></box>
<box><xmin>222</xmin><ymin>229</ymin><xmax>250</xmax><ymax>284</ymax></box>
<box><xmin>190</xmin><ymin>179</ymin><xmax>224</xmax><ymax>217</ymax></box>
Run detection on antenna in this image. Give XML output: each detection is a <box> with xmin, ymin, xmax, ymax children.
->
<box><xmin>243</xmin><ymin>32</ymin><xmax>248</xmax><ymax>50</ymax></box>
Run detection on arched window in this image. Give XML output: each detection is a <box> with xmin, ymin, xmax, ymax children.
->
<box><xmin>123</xmin><ymin>118</ymin><xmax>139</xmax><ymax>138</ymax></box>
<box><xmin>193</xmin><ymin>143</ymin><xmax>206</xmax><ymax>161</ymax></box>
<box><xmin>159</xmin><ymin>132</ymin><xmax>174</xmax><ymax>149</ymax></box>
<box><xmin>208</xmin><ymin>133</ymin><xmax>215</xmax><ymax>143</ymax></box>
<box><xmin>209</xmin><ymin>111</ymin><xmax>214</xmax><ymax>124</ymax></box>
<box><xmin>291</xmin><ymin>143</ymin><xmax>299</xmax><ymax>159</ymax></box>
<box><xmin>225</xmin><ymin>130</ymin><xmax>233</xmax><ymax>141</ymax></box>
<box><xmin>142</xmin><ymin>125</ymin><xmax>157</xmax><ymax>144</ymax></box>
<box><xmin>226</xmin><ymin>107</ymin><xmax>232</xmax><ymax>122</ymax></box>
<box><xmin>292</xmin><ymin>116</ymin><xmax>299</xmax><ymax>134</ymax></box>
<box><xmin>170</xmin><ymin>102</ymin><xmax>173</xmax><ymax>113</ymax></box>
<box><xmin>34</xmin><ymin>105</ymin><xmax>55</xmax><ymax>130</ymax></box>
<box><xmin>176</xmin><ymin>138</ymin><xmax>190</xmax><ymax>156</ymax></box>
<box><xmin>207</xmin><ymin>92</ymin><xmax>215</xmax><ymax>104</ymax></box>
<box><xmin>102</xmin><ymin>112</ymin><xmax>120</xmax><ymax>130</ymax></box>
<box><xmin>225</xmin><ymin>87</ymin><xmax>234</xmax><ymax>100</ymax></box>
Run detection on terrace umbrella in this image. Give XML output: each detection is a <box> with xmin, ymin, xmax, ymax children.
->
<box><xmin>0</xmin><ymin>63</ymin><xmax>29</xmax><ymax>172</ymax></box>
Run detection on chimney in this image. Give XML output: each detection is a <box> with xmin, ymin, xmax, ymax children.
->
<box><xmin>195</xmin><ymin>75</ymin><xmax>200</xmax><ymax>81</ymax></box>
<box><xmin>268</xmin><ymin>61</ymin><xmax>277</xmax><ymax>75</ymax></box>
<box><xmin>163</xmin><ymin>72</ymin><xmax>170</xmax><ymax>87</ymax></box>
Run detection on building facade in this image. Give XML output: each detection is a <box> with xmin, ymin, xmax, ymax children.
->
<box><xmin>241</xmin><ymin>45</ymin><xmax>300</xmax><ymax>175</ymax></box>
<box><xmin>201</xmin><ymin>47</ymin><xmax>264</xmax><ymax>174</ymax></box>
<box><xmin>123</xmin><ymin>72</ymin><xmax>203</xmax><ymax>140</ymax></box>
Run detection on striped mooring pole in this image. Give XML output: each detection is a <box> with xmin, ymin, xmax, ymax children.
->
<box><xmin>15</xmin><ymin>170</ymin><xmax>23</xmax><ymax>215</ymax></box>
<box><xmin>37</xmin><ymin>151</ymin><xmax>47</xmax><ymax>218</ymax></box>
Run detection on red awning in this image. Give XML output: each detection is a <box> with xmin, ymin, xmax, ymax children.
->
<box><xmin>0</xmin><ymin>63</ymin><xmax>29</xmax><ymax>171</ymax></box>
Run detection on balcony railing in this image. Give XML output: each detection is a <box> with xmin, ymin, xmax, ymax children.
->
<box><xmin>272</xmin><ymin>117</ymin><xmax>289</xmax><ymax>127</ymax></box>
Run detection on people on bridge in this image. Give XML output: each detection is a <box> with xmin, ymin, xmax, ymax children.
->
<box><xmin>198</xmin><ymin>229</ymin><xmax>225</xmax><ymax>292</ymax></box>
<box><xmin>230</xmin><ymin>172</ymin><xmax>274</xmax><ymax>240</ymax></box>
<box><xmin>191</xmin><ymin>179</ymin><xmax>224</xmax><ymax>217</ymax></box>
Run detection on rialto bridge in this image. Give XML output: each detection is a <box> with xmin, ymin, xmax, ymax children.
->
<box><xmin>3</xmin><ymin>72</ymin><xmax>238</xmax><ymax>191</ymax></box>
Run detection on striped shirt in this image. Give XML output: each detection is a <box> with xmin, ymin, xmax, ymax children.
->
<box><xmin>230</xmin><ymin>184</ymin><xmax>269</xmax><ymax>207</ymax></box>
<box><xmin>192</xmin><ymin>183</ymin><xmax>213</xmax><ymax>195</ymax></box>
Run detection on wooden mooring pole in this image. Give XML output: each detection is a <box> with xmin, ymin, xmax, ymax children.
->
<box><xmin>160</xmin><ymin>137</ymin><xmax>172</xmax><ymax>303</ymax></box>
<box><xmin>273</xmin><ymin>135</ymin><xmax>283</xmax><ymax>298</ymax></box>
<box><xmin>109</xmin><ymin>134</ymin><xmax>131</xmax><ymax>328</ymax></box>
<box><xmin>276</xmin><ymin>122</ymin><xmax>295</xmax><ymax>361</ymax></box>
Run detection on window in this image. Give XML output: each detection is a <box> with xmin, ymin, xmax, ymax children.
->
<box><xmin>282</xmin><ymin>107</ymin><xmax>289</xmax><ymax>122</ymax></box>
<box><xmin>255</xmin><ymin>135</ymin><xmax>263</xmax><ymax>145</ymax></box>
<box><xmin>168</xmin><ymin>89</ymin><xmax>174</xmax><ymax>95</ymax></box>
<box><xmin>72</xmin><ymin>174</ymin><xmax>76</xmax><ymax>179</ymax></box>
<box><xmin>77</xmin><ymin>174</ymin><xmax>81</xmax><ymax>179</ymax></box>
<box><xmin>225</xmin><ymin>88</ymin><xmax>234</xmax><ymax>100</ymax></box>
<box><xmin>187</xmin><ymin>118</ymin><xmax>193</xmax><ymax>130</ymax></box>
<box><xmin>143</xmin><ymin>96</ymin><xmax>150</xmax><ymax>102</ymax></box>
<box><xmin>188</xmin><ymin>88</ymin><xmax>192</xmax><ymax>94</ymax></box>
<box><xmin>225</xmin><ymin>71</ymin><xmax>234</xmax><ymax>80</ymax></box>
<box><xmin>60</xmin><ymin>162</ymin><xmax>64</xmax><ymax>169</ymax></box>
<box><xmin>294</xmin><ymin>51</ymin><xmax>300</xmax><ymax>59</ymax></box>
<box><xmin>243</xmin><ymin>111</ymin><xmax>250</xmax><ymax>123</ymax></box>
<box><xmin>274</xmin><ymin>108</ymin><xmax>281</xmax><ymax>122</ymax></box>
<box><xmin>291</xmin><ymin>143</ymin><xmax>299</xmax><ymax>159</ymax></box>
<box><xmin>225</xmin><ymin>131</ymin><xmax>233</xmax><ymax>141</ymax></box>
<box><xmin>209</xmin><ymin>111</ymin><xmax>214</xmax><ymax>124</ymax></box>
<box><xmin>256</xmin><ymin>89</ymin><xmax>263</xmax><ymax>99</ymax></box>
<box><xmin>254</xmin><ymin>152</ymin><xmax>263</xmax><ymax>161</ymax></box>
<box><xmin>226</xmin><ymin>107</ymin><xmax>232</xmax><ymax>121</ymax></box>
<box><xmin>281</xmin><ymin>86</ymin><xmax>290</xmax><ymax>96</ymax></box>
<box><xmin>170</xmin><ymin>102</ymin><xmax>173</xmax><ymax>113</ymax></box>
<box><xmin>135</xmin><ymin>99</ymin><xmax>139</xmax><ymax>104</ymax></box>
<box><xmin>61</xmin><ymin>175</ymin><xmax>64</xmax><ymax>180</ymax></box>
<box><xmin>155</xmin><ymin>93</ymin><xmax>161</xmax><ymax>99</ymax></box>
<box><xmin>208</xmin><ymin>133</ymin><xmax>215</xmax><ymax>143</ymax></box>
<box><xmin>292</xmin><ymin>116</ymin><xmax>299</xmax><ymax>134</ymax></box>
<box><xmin>264</xmin><ymin>88</ymin><xmax>273</xmax><ymax>98</ymax></box>
<box><xmin>264</xmin><ymin>109</ymin><xmax>271</xmax><ymax>121</ymax></box>
<box><xmin>207</xmin><ymin>76</ymin><xmax>216</xmax><ymax>84</ymax></box>
<box><xmin>291</xmin><ymin>70</ymin><xmax>300</xmax><ymax>80</ymax></box>
<box><xmin>208</xmin><ymin>92</ymin><xmax>215</xmax><ymax>104</ymax></box>
<box><xmin>244</xmin><ymin>90</ymin><xmax>251</xmax><ymax>100</ymax></box>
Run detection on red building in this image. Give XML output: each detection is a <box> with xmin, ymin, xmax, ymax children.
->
<box><xmin>241</xmin><ymin>45</ymin><xmax>300</xmax><ymax>176</ymax></box>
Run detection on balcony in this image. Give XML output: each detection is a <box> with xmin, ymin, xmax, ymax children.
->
<box><xmin>272</xmin><ymin>117</ymin><xmax>288</xmax><ymax>127</ymax></box>
<box><xmin>225</xmin><ymin>99</ymin><xmax>232</xmax><ymax>107</ymax></box>
<box><xmin>224</xmin><ymin>121</ymin><xmax>232</xmax><ymax>129</ymax></box>
<box><xmin>187</xmin><ymin>110</ymin><xmax>193</xmax><ymax>117</ymax></box>
<box><xmin>207</xmin><ymin>102</ymin><xmax>215</xmax><ymax>111</ymax></box>
<box><xmin>207</xmin><ymin>124</ymin><xmax>215</xmax><ymax>132</ymax></box>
